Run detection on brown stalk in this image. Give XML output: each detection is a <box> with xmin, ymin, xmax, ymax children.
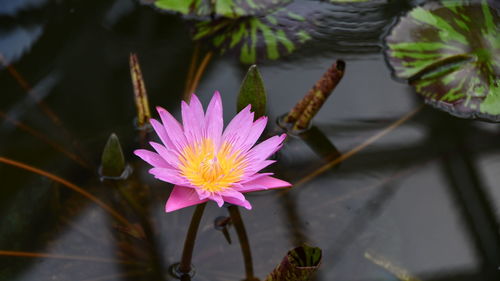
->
<box><xmin>284</xmin><ymin>60</ymin><xmax>345</xmax><ymax>130</ymax></box>
<box><xmin>129</xmin><ymin>53</ymin><xmax>151</xmax><ymax>127</ymax></box>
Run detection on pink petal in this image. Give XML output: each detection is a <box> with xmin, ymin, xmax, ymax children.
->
<box><xmin>220</xmin><ymin>188</ymin><xmax>245</xmax><ymax>202</ymax></box>
<box><xmin>181</xmin><ymin>102</ymin><xmax>200</xmax><ymax>142</ymax></box>
<box><xmin>181</xmin><ymin>95</ymin><xmax>205</xmax><ymax>142</ymax></box>
<box><xmin>240</xmin><ymin>116</ymin><xmax>268</xmax><ymax>152</ymax></box>
<box><xmin>244</xmin><ymin>160</ymin><xmax>276</xmax><ymax>176</ymax></box>
<box><xmin>247</xmin><ymin>134</ymin><xmax>286</xmax><ymax>162</ymax></box>
<box><xmin>165</xmin><ymin>185</ymin><xmax>209</xmax><ymax>212</ymax></box>
<box><xmin>223</xmin><ymin>196</ymin><xmax>252</xmax><ymax>210</ymax></box>
<box><xmin>209</xmin><ymin>193</ymin><xmax>225</xmax><ymax>207</ymax></box>
<box><xmin>149</xmin><ymin>142</ymin><xmax>180</xmax><ymax>167</ymax></box>
<box><xmin>149</xmin><ymin>167</ymin><xmax>187</xmax><ymax>185</ymax></box>
<box><xmin>150</xmin><ymin>119</ymin><xmax>175</xmax><ymax>150</ymax></box>
<box><xmin>241</xmin><ymin>172</ymin><xmax>273</xmax><ymax>183</ymax></box>
<box><xmin>188</xmin><ymin>94</ymin><xmax>205</xmax><ymax>120</ymax></box>
<box><xmin>235</xmin><ymin>175</ymin><xmax>292</xmax><ymax>193</ymax></box>
<box><xmin>134</xmin><ymin>149</ymin><xmax>172</xmax><ymax>168</ymax></box>
<box><xmin>222</xmin><ymin>105</ymin><xmax>254</xmax><ymax>150</ymax></box>
<box><xmin>205</xmin><ymin>91</ymin><xmax>223</xmax><ymax>146</ymax></box>
<box><xmin>156</xmin><ymin>107</ymin><xmax>187</xmax><ymax>152</ymax></box>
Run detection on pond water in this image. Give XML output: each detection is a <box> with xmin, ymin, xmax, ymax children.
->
<box><xmin>1</xmin><ymin>0</ymin><xmax>500</xmax><ymax>280</ymax></box>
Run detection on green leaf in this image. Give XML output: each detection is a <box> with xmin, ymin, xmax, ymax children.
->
<box><xmin>100</xmin><ymin>133</ymin><xmax>126</xmax><ymax>178</ymax></box>
<box><xmin>194</xmin><ymin>6</ymin><xmax>311</xmax><ymax>63</ymax></box>
<box><xmin>154</xmin><ymin>0</ymin><xmax>291</xmax><ymax>18</ymax></box>
<box><xmin>237</xmin><ymin>65</ymin><xmax>267</xmax><ymax>117</ymax></box>
<box><xmin>385</xmin><ymin>0</ymin><xmax>500</xmax><ymax>121</ymax></box>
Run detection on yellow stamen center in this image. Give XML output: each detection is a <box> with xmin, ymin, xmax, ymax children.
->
<box><xmin>178</xmin><ymin>139</ymin><xmax>246</xmax><ymax>192</ymax></box>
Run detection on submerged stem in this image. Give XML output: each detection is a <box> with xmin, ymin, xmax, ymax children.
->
<box><xmin>179</xmin><ymin>202</ymin><xmax>207</xmax><ymax>274</ymax></box>
<box><xmin>183</xmin><ymin>44</ymin><xmax>201</xmax><ymax>98</ymax></box>
<box><xmin>228</xmin><ymin>205</ymin><xmax>256</xmax><ymax>281</ymax></box>
<box><xmin>294</xmin><ymin>104</ymin><xmax>424</xmax><ymax>187</ymax></box>
<box><xmin>184</xmin><ymin>52</ymin><xmax>214</xmax><ymax>101</ymax></box>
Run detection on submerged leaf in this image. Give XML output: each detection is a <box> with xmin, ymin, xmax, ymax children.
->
<box><xmin>237</xmin><ymin>65</ymin><xmax>267</xmax><ymax>117</ymax></box>
<box><xmin>154</xmin><ymin>0</ymin><xmax>291</xmax><ymax>18</ymax></box>
<box><xmin>194</xmin><ymin>5</ymin><xmax>312</xmax><ymax>63</ymax></box>
<box><xmin>385</xmin><ymin>0</ymin><xmax>500</xmax><ymax>121</ymax></box>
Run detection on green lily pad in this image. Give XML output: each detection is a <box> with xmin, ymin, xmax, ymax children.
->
<box><xmin>385</xmin><ymin>0</ymin><xmax>500</xmax><ymax>121</ymax></box>
<box><xmin>154</xmin><ymin>0</ymin><xmax>291</xmax><ymax>18</ymax></box>
<box><xmin>193</xmin><ymin>5</ymin><xmax>312</xmax><ymax>64</ymax></box>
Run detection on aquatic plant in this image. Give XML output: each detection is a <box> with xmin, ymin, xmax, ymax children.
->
<box><xmin>134</xmin><ymin>91</ymin><xmax>291</xmax><ymax>212</ymax></box>
<box><xmin>385</xmin><ymin>0</ymin><xmax>500</xmax><ymax>121</ymax></box>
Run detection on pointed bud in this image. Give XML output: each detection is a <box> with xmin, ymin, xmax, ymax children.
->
<box><xmin>237</xmin><ymin>65</ymin><xmax>267</xmax><ymax>118</ymax></box>
<box><xmin>101</xmin><ymin>133</ymin><xmax>126</xmax><ymax>178</ymax></box>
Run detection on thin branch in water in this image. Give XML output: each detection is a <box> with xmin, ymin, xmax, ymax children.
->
<box><xmin>184</xmin><ymin>51</ymin><xmax>214</xmax><ymax>101</ymax></box>
<box><xmin>364</xmin><ymin>250</ymin><xmax>422</xmax><ymax>281</ymax></box>
<box><xmin>0</xmin><ymin>54</ymin><xmax>90</xmax><ymax>166</ymax></box>
<box><xmin>0</xmin><ymin>156</ymin><xmax>131</xmax><ymax>227</ymax></box>
<box><xmin>0</xmin><ymin>110</ymin><xmax>89</xmax><ymax>168</ymax></box>
<box><xmin>294</xmin><ymin>105</ymin><xmax>424</xmax><ymax>187</ymax></box>
<box><xmin>0</xmin><ymin>250</ymin><xmax>139</xmax><ymax>265</ymax></box>
<box><xmin>78</xmin><ymin>271</ymin><xmax>145</xmax><ymax>281</ymax></box>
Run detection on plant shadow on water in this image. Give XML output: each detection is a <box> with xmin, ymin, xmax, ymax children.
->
<box><xmin>1</xmin><ymin>0</ymin><xmax>500</xmax><ymax>280</ymax></box>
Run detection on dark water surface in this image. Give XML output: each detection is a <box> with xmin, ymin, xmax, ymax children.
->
<box><xmin>1</xmin><ymin>0</ymin><xmax>500</xmax><ymax>280</ymax></box>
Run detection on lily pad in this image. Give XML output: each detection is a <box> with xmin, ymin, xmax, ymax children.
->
<box><xmin>193</xmin><ymin>4</ymin><xmax>313</xmax><ymax>64</ymax></box>
<box><xmin>385</xmin><ymin>0</ymin><xmax>500</xmax><ymax>121</ymax></box>
<box><xmin>153</xmin><ymin>0</ymin><xmax>291</xmax><ymax>18</ymax></box>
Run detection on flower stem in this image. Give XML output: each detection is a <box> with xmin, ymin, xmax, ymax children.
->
<box><xmin>228</xmin><ymin>205</ymin><xmax>256</xmax><ymax>281</ymax></box>
<box><xmin>179</xmin><ymin>202</ymin><xmax>207</xmax><ymax>274</ymax></box>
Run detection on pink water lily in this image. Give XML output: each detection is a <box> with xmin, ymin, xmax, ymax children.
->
<box><xmin>135</xmin><ymin>91</ymin><xmax>291</xmax><ymax>212</ymax></box>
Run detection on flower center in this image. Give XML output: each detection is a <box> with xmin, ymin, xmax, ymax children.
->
<box><xmin>178</xmin><ymin>139</ymin><xmax>246</xmax><ymax>192</ymax></box>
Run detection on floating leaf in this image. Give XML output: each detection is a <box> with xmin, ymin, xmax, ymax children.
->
<box><xmin>100</xmin><ymin>133</ymin><xmax>126</xmax><ymax>178</ymax></box>
<box><xmin>385</xmin><ymin>0</ymin><xmax>500</xmax><ymax>121</ymax></box>
<box><xmin>237</xmin><ymin>65</ymin><xmax>267</xmax><ymax>117</ymax></box>
<box><xmin>193</xmin><ymin>5</ymin><xmax>312</xmax><ymax>63</ymax></box>
<box><xmin>154</xmin><ymin>0</ymin><xmax>291</xmax><ymax>18</ymax></box>
<box><xmin>327</xmin><ymin>0</ymin><xmax>371</xmax><ymax>2</ymax></box>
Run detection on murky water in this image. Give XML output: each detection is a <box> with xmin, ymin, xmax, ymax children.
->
<box><xmin>1</xmin><ymin>0</ymin><xmax>500</xmax><ymax>280</ymax></box>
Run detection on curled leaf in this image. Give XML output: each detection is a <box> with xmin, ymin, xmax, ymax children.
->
<box><xmin>264</xmin><ymin>245</ymin><xmax>322</xmax><ymax>281</ymax></box>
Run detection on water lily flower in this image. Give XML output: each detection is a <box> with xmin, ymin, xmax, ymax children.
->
<box><xmin>135</xmin><ymin>91</ymin><xmax>291</xmax><ymax>212</ymax></box>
